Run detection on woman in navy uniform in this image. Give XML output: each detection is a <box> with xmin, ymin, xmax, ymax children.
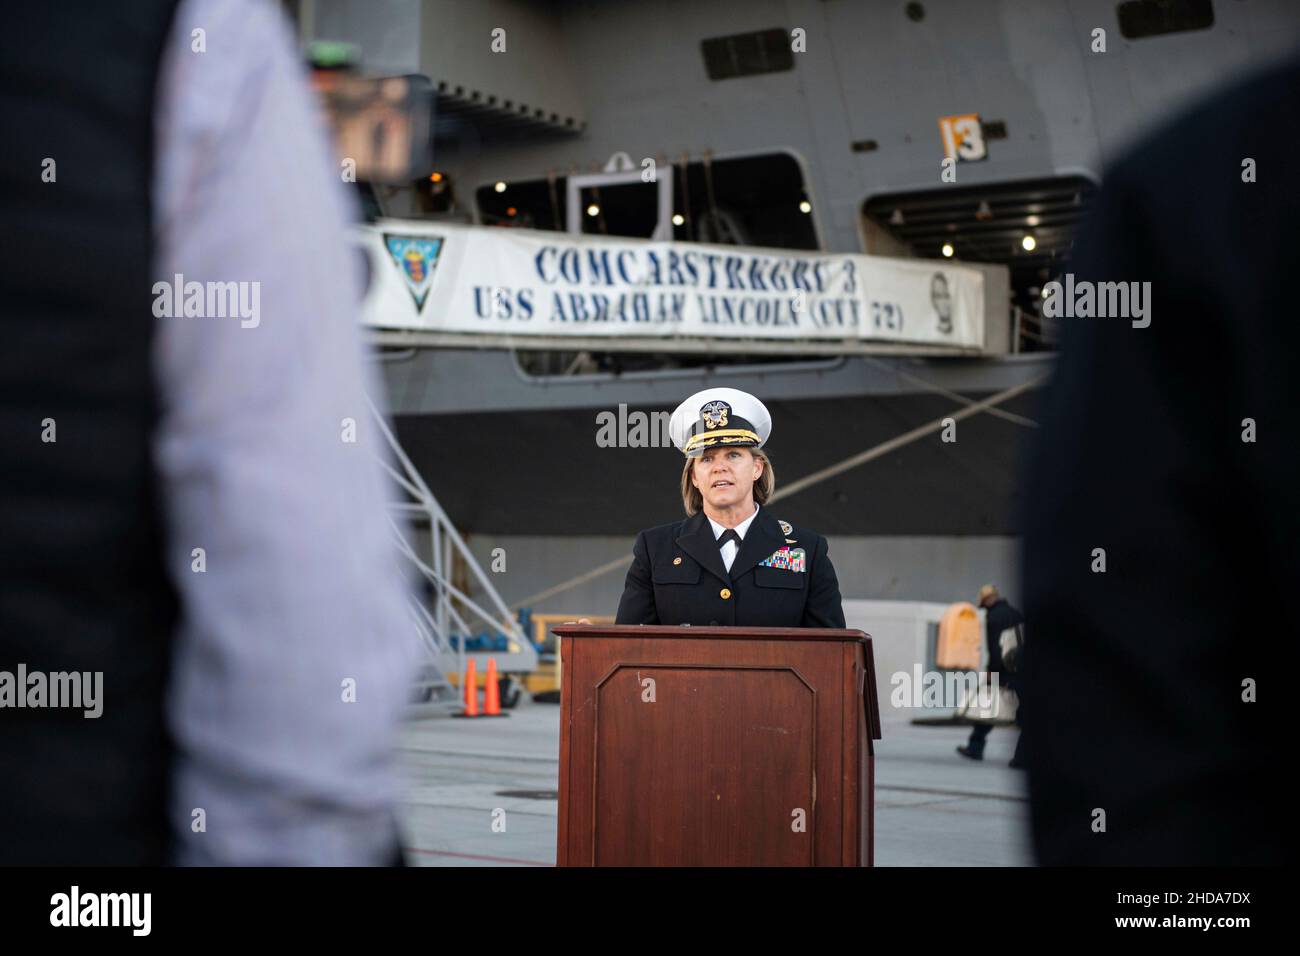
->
<box><xmin>615</xmin><ymin>388</ymin><xmax>845</xmax><ymax>629</ymax></box>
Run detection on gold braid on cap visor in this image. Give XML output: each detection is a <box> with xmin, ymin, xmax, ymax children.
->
<box><xmin>683</xmin><ymin>429</ymin><xmax>761</xmax><ymax>454</ymax></box>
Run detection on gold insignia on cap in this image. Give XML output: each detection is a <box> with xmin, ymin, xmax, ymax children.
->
<box><xmin>779</xmin><ymin>520</ymin><xmax>792</xmax><ymax>535</ymax></box>
<box><xmin>673</xmin><ymin>556</ymin><xmax>682</xmax><ymax>565</ymax></box>
<box><xmin>683</xmin><ymin>428</ymin><xmax>759</xmax><ymax>453</ymax></box>
<box><xmin>700</xmin><ymin>400</ymin><xmax>730</xmax><ymax>430</ymax></box>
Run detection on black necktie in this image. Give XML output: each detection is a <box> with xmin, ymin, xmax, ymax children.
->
<box><xmin>717</xmin><ymin>528</ymin><xmax>741</xmax><ymax>549</ymax></box>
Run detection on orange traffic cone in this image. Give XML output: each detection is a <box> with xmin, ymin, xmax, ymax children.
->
<box><xmin>484</xmin><ymin>658</ymin><xmax>502</xmax><ymax>716</ymax></box>
<box><xmin>461</xmin><ymin>658</ymin><xmax>479</xmax><ymax>717</ymax></box>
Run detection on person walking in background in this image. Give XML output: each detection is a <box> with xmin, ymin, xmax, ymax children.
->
<box><xmin>957</xmin><ymin>585</ymin><xmax>1025</xmax><ymax>766</ymax></box>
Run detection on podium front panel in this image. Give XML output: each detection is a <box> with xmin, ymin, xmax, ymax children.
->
<box><xmin>556</xmin><ymin>627</ymin><xmax>875</xmax><ymax>867</ymax></box>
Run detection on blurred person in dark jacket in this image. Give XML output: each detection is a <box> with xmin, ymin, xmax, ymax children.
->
<box><xmin>0</xmin><ymin>0</ymin><xmax>414</xmax><ymax>864</ymax></box>
<box><xmin>1020</xmin><ymin>57</ymin><xmax>1296</xmax><ymax>866</ymax></box>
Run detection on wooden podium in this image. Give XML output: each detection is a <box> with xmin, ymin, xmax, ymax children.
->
<box><xmin>553</xmin><ymin>625</ymin><xmax>881</xmax><ymax>866</ymax></box>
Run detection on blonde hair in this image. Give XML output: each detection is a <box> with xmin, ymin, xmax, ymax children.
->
<box><xmin>680</xmin><ymin>447</ymin><xmax>774</xmax><ymax>516</ymax></box>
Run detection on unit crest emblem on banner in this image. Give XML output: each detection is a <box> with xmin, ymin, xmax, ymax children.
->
<box><xmin>383</xmin><ymin>234</ymin><xmax>444</xmax><ymax>312</ymax></box>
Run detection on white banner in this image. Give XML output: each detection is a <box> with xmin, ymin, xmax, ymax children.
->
<box><xmin>358</xmin><ymin>220</ymin><xmax>984</xmax><ymax>348</ymax></box>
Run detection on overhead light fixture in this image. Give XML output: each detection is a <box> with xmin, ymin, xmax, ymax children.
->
<box><xmin>1026</xmin><ymin>214</ymin><xmax>1040</xmax><ymax>226</ymax></box>
<box><xmin>671</xmin><ymin>213</ymin><xmax>685</xmax><ymax>226</ymax></box>
<box><xmin>1022</xmin><ymin>234</ymin><xmax>1037</xmax><ymax>251</ymax></box>
<box><xmin>941</xmin><ymin>243</ymin><xmax>954</xmax><ymax>258</ymax></box>
<box><xmin>494</xmin><ymin>181</ymin><xmax>507</xmax><ymax>193</ymax></box>
<box><xmin>799</xmin><ymin>200</ymin><xmax>812</xmax><ymax>214</ymax></box>
<box><xmin>586</xmin><ymin>203</ymin><xmax>600</xmax><ymax>217</ymax></box>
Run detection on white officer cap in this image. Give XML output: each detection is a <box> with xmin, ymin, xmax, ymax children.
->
<box><xmin>669</xmin><ymin>387</ymin><xmax>772</xmax><ymax>457</ymax></box>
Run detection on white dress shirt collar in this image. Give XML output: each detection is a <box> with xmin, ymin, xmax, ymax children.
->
<box><xmin>707</xmin><ymin>503</ymin><xmax>760</xmax><ymax>541</ymax></box>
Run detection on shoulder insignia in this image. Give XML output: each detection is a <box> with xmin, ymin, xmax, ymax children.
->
<box><xmin>778</xmin><ymin>519</ymin><xmax>793</xmax><ymax>535</ymax></box>
<box><xmin>785</xmin><ymin>538</ymin><xmax>797</xmax><ymax>544</ymax></box>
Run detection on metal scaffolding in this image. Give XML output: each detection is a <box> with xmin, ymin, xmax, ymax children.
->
<box><xmin>368</xmin><ymin>397</ymin><xmax>537</xmax><ymax>714</ymax></box>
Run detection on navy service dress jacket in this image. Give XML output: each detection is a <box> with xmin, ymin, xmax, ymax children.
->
<box><xmin>615</xmin><ymin>508</ymin><xmax>846</xmax><ymax>628</ymax></box>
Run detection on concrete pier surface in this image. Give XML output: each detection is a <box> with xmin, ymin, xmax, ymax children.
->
<box><xmin>397</xmin><ymin>697</ymin><xmax>1032</xmax><ymax>867</ymax></box>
